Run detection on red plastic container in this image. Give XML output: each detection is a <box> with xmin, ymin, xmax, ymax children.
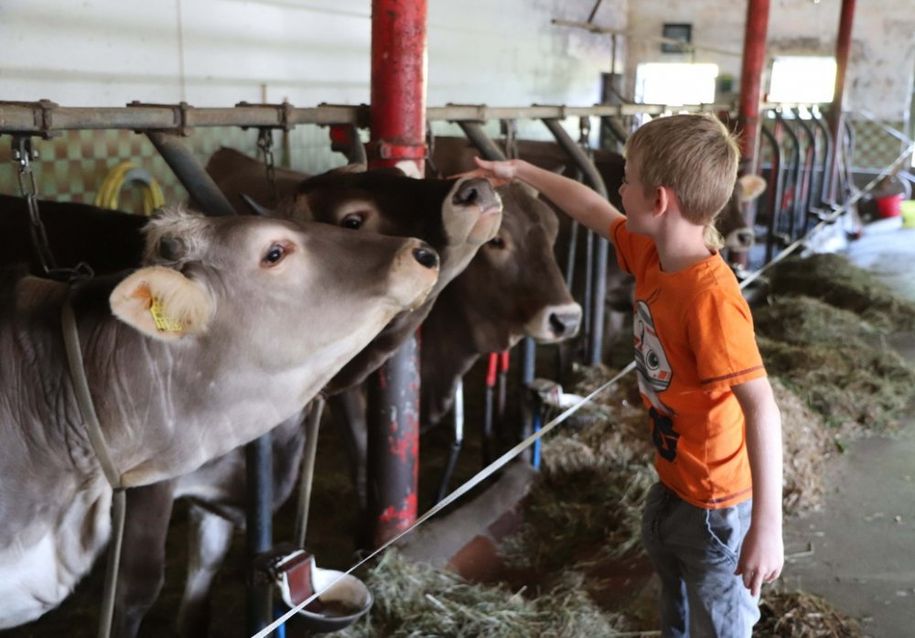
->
<box><xmin>875</xmin><ymin>193</ymin><xmax>904</xmax><ymax>218</ymax></box>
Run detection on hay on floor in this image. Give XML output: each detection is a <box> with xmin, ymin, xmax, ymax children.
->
<box><xmin>340</xmin><ymin>551</ymin><xmax>634</xmax><ymax>637</ymax></box>
<box><xmin>769</xmin><ymin>253</ymin><xmax>915</xmax><ymax>331</ymax></box>
<box><xmin>757</xmin><ymin>591</ymin><xmax>864</xmax><ymax>637</ymax></box>
<box><xmin>770</xmin><ymin>378</ymin><xmax>832</xmax><ymax>516</ymax></box>
<box><xmin>754</xmin><ymin>296</ymin><xmax>915</xmax><ymax>434</ymax></box>
<box><xmin>499</xmin><ymin>365</ymin><xmax>655</xmax><ymax>574</ymax></box>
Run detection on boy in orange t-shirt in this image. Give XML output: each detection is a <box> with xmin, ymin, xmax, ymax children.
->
<box><xmin>471</xmin><ymin>114</ymin><xmax>783</xmax><ymax>637</ymax></box>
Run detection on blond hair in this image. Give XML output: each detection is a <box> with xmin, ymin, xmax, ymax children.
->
<box><xmin>626</xmin><ymin>114</ymin><xmax>739</xmax><ymax>249</ymax></box>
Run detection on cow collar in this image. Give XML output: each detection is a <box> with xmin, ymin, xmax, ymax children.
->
<box><xmin>60</xmin><ymin>294</ymin><xmax>124</xmax><ymax>491</ymax></box>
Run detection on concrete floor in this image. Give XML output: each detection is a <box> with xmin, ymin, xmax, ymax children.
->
<box><xmin>782</xmin><ymin>219</ymin><xmax>915</xmax><ymax>637</ymax></box>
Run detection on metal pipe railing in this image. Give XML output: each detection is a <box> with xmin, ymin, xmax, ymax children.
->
<box><xmin>146</xmin><ymin>132</ymin><xmax>236</xmax><ymax>216</ymax></box>
<box><xmin>790</xmin><ymin>109</ymin><xmax>820</xmax><ymax>234</ymax></box>
<box><xmin>773</xmin><ymin>110</ymin><xmax>802</xmax><ymax>242</ymax></box>
<box><xmin>0</xmin><ymin>100</ymin><xmax>739</xmax><ymax>136</ymax></box>
<box><xmin>760</xmin><ymin>123</ymin><xmax>785</xmax><ymax>263</ymax></box>
<box><xmin>541</xmin><ymin>117</ymin><xmax>609</xmax><ymax>366</ymax></box>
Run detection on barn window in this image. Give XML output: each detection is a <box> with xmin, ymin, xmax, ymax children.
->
<box><xmin>768</xmin><ymin>56</ymin><xmax>837</xmax><ymax>103</ymax></box>
<box><xmin>634</xmin><ymin>63</ymin><xmax>719</xmax><ymax>106</ymax></box>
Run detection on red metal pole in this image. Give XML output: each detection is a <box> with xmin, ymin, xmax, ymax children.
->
<box><xmin>736</xmin><ymin>0</ymin><xmax>770</xmax><ymax>175</ymax></box>
<box><xmin>369</xmin><ymin>0</ymin><xmax>428</xmax><ymax>175</ymax></box>
<box><xmin>829</xmin><ymin>0</ymin><xmax>856</xmax><ymax>199</ymax></box>
<box><xmin>366</xmin><ymin>0</ymin><xmax>428</xmax><ymax>548</ymax></box>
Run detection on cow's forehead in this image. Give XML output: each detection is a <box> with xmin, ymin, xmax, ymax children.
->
<box><xmin>298</xmin><ymin>170</ymin><xmax>453</xmax><ymax>199</ymax></box>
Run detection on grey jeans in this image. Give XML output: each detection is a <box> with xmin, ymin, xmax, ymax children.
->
<box><xmin>641</xmin><ymin>482</ymin><xmax>760</xmax><ymax>637</ymax></box>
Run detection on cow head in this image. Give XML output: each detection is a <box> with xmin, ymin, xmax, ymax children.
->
<box><xmin>278</xmin><ymin>166</ymin><xmax>502</xmax><ymax>292</ymax></box>
<box><xmin>111</xmin><ymin>207</ymin><xmax>439</xmax><ymax>363</ymax></box>
<box><xmin>421</xmin><ymin>184</ymin><xmax>581</xmax><ymax>425</ymax></box>
<box><xmin>717</xmin><ymin>174</ymin><xmax>766</xmax><ymax>253</ymax></box>
<box><xmin>447</xmin><ymin>183</ymin><xmax>581</xmax><ymax>351</ymax></box>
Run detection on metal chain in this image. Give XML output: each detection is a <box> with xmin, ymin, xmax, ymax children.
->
<box><xmin>256</xmin><ymin>128</ymin><xmax>278</xmax><ymax>203</ymax></box>
<box><xmin>13</xmin><ymin>136</ymin><xmax>59</xmax><ymax>276</ymax></box>
<box><xmin>12</xmin><ymin>137</ymin><xmax>93</xmax><ymax>281</ymax></box>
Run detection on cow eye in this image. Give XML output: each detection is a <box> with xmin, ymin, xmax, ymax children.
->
<box><xmin>341</xmin><ymin>213</ymin><xmax>365</xmax><ymax>230</ymax></box>
<box><xmin>487</xmin><ymin>236</ymin><xmax>506</xmax><ymax>249</ymax></box>
<box><xmin>262</xmin><ymin>243</ymin><xmax>287</xmax><ymax>267</ymax></box>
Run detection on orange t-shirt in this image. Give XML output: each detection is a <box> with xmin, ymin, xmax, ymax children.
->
<box><xmin>610</xmin><ymin>217</ymin><xmax>766</xmax><ymax>509</ymax></box>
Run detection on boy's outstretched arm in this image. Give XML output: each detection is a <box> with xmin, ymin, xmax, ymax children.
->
<box><xmin>733</xmin><ymin>376</ymin><xmax>784</xmax><ymax>597</ymax></box>
<box><xmin>471</xmin><ymin>157</ymin><xmax>624</xmax><ymax>238</ymax></box>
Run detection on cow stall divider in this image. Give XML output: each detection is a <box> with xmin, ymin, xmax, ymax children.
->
<box><xmin>0</xmin><ymin>97</ymin><xmax>841</xmax><ymax>636</ymax></box>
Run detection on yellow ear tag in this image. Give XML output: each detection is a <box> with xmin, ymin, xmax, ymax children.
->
<box><xmin>149</xmin><ymin>296</ymin><xmax>184</xmax><ymax>333</ymax></box>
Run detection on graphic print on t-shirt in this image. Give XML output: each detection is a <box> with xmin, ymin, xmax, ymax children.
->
<box><xmin>633</xmin><ymin>300</ymin><xmax>679</xmax><ymax>461</ymax></box>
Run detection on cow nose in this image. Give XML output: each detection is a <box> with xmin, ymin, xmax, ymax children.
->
<box><xmin>453</xmin><ymin>177</ymin><xmax>499</xmax><ymax>211</ymax></box>
<box><xmin>549</xmin><ymin>308</ymin><xmax>582</xmax><ymax>338</ymax></box>
<box><xmin>412</xmin><ymin>246</ymin><xmax>439</xmax><ymax>269</ymax></box>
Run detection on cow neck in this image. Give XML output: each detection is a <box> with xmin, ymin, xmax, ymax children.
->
<box><xmin>61</xmin><ymin>289</ymin><xmax>127</xmax><ymax>638</ymax></box>
<box><xmin>60</xmin><ymin>292</ymin><xmax>124</xmax><ymax>491</ymax></box>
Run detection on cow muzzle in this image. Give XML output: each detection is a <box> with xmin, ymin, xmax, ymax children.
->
<box><xmin>725</xmin><ymin>228</ymin><xmax>755</xmax><ymax>252</ymax></box>
<box><xmin>446</xmin><ymin>177</ymin><xmax>503</xmax><ymax>245</ymax></box>
<box><xmin>524</xmin><ymin>302</ymin><xmax>582</xmax><ymax>343</ymax></box>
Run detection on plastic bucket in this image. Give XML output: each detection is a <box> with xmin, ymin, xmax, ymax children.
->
<box><xmin>875</xmin><ymin>193</ymin><xmax>904</xmax><ymax>218</ymax></box>
<box><xmin>902</xmin><ymin>199</ymin><xmax>915</xmax><ymax>228</ymax></box>
<box><xmin>277</xmin><ymin>561</ymin><xmax>373</xmax><ymax>635</ymax></box>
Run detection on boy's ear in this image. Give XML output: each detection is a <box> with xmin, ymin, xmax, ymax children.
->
<box><xmin>110</xmin><ymin>266</ymin><xmax>215</xmax><ymax>341</ymax></box>
<box><xmin>737</xmin><ymin>174</ymin><xmax>767</xmax><ymax>202</ymax></box>
<box><xmin>655</xmin><ymin>185</ymin><xmax>673</xmax><ymax>216</ymax></box>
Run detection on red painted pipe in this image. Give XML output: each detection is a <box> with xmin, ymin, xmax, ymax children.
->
<box><xmin>367</xmin><ymin>0</ymin><xmax>428</xmax><ymax>548</ymax></box>
<box><xmin>369</xmin><ymin>0</ymin><xmax>428</xmax><ymax>175</ymax></box>
<box><xmin>829</xmin><ymin>0</ymin><xmax>856</xmax><ymax>199</ymax></box>
<box><xmin>736</xmin><ymin>0</ymin><xmax>770</xmax><ymax>174</ymax></box>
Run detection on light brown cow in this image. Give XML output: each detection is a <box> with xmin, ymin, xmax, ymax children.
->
<box><xmin>0</xmin><ymin>207</ymin><xmax>439</xmax><ymax>629</ymax></box>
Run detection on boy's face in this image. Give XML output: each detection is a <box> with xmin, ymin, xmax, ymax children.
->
<box><xmin>619</xmin><ymin>156</ymin><xmax>657</xmax><ymax>236</ymax></box>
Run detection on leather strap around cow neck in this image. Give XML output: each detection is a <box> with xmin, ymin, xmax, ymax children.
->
<box><xmin>61</xmin><ymin>295</ymin><xmax>124</xmax><ymax>491</ymax></box>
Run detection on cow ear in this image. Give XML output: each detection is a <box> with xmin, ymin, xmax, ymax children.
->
<box><xmin>109</xmin><ymin>266</ymin><xmax>215</xmax><ymax>341</ymax></box>
<box><xmin>737</xmin><ymin>175</ymin><xmax>767</xmax><ymax>202</ymax></box>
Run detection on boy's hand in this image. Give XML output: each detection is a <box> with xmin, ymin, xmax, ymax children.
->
<box><xmin>735</xmin><ymin>522</ymin><xmax>784</xmax><ymax>597</ymax></box>
<box><xmin>450</xmin><ymin>157</ymin><xmax>517</xmax><ymax>186</ymax></box>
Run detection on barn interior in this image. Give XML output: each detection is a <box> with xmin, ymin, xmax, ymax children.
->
<box><xmin>1</xmin><ymin>0</ymin><xmax>914</xmax><ymax>637</ymax></box>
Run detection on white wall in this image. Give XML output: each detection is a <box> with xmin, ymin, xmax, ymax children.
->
<box><xmin>623</xmin><ymin>0</ymin><xmax>915</xmax><ymax>122</ymax></box>
<box><xmin>0</xmin><ymin>0</ymin><xmax>620</xmax><ymax>115</ymax></box>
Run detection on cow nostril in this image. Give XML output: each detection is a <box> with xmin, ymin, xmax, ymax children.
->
<box><xmin>549</xmin><ymin>313</ymin><xmax>566</xmax><ymax>335</ymax></box>
<box><xmin>412</xmin><ymin>247</ymin><xmax>439</xmax><ymax>269</ymax></box>
<box><xmin>455</xmin><ymin>186</ymin><xmax>479</xmax><ymax>206</ymax></box>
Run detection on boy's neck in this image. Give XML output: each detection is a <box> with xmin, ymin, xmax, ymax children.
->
<box><xmin>651</xmin><ymin>219</ymin><xmax>713</xmax><ymax>273</ymax></box>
